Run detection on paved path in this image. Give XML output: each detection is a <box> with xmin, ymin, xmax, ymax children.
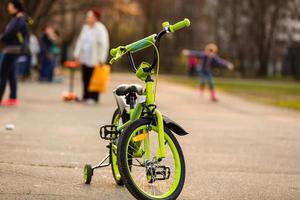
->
<box><xmin>0</xmin><ymin>74</ymin><xmax>300</xmax><ymax>200</ymax></box>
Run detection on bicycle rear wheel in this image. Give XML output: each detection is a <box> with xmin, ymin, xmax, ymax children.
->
<box><xmin>118</xmin><ymin>118</ymin><xmax>185</xmax><ymax>200</ymax></box>
<box><xmin>110</xmin><ymin>109</ymin><xmax>126</xmax><ymax>185</ymax></box>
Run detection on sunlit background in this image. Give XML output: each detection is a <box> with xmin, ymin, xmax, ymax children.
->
<box><xmin>1</xmin><ymin>0</ymin><xmax>300</xmax><ymax>77</ymax></box>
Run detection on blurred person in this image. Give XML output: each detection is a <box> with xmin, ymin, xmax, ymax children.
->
<box><xmin>0</xmin><ymin>0</ymin><xmax>30</xmax><ymax>106</ymax></box>
<box><xmin>0</xmin><ymin>52</ymin><xmax>3</xmax><ymax>66</ymax></box>
<box><xmin>74</xmin><ymin>8</ymin><xmax>109</xmax><ymax>104</ymax></box>
<box><xmin>16</xmin><ymin>53</ymin><xmax>31</xmax><ymax>80</ymax></box>
<box><xmin>29</xmin><ymin>33</ymin><xmax>40</xmax><ymax>70</ymax></box>
<box><xmin>17</xmin><ymin>34</ymin><xmax>40</xmax><ymax>81</ymax></box>
<box><xmin>182</xmin><ymin>43</ymin><xmax>234</xmax><ymax>102</ymax></box>
<box><xmin>51</xmin><ymin>29</ymin><xmax>61</xmax><ymax>69</ymax></box>
<box><xmin>16</xmin><ymin>34</ymin><xmax>40</xmax><ymax>81</ymax></box>
<box><xmin>39</xmin><ymin>25</ymin><xmax>59</xmax><ymax>82</ymax></box>
<box><xmin>187</xmin><ymin>55</ymin><xmax>198</xmax><ymax>76</ymax></box>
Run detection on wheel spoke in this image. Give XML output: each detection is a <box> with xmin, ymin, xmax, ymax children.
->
<box><xmin>119</xmin><ymin>123</ymin><xmax>184</xmax><ymax>199</ymax></box>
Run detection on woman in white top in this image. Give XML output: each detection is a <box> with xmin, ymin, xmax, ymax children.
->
<box><xmin>74</xmin><ymin>8</ymin><xmax>109</xmax><ymax>103</ymax></box>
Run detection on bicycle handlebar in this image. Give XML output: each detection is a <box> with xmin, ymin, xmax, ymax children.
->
<box><xmin>169</xmin><ymin>18</ymin><xmax>191</xmax><ymax>33</ymax></box>
<box><xmin>109</xmin><ymin>34</ymin><xmax>156</xmax><ymax>65</ymax></box>
<box><xmin>109</xmin><ymin>18</ymin><xmax>191</xmax><ymax>71</ymax></box>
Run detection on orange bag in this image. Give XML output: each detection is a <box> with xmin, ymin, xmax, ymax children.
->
<box><xmin>88</xmin><ymin>64</ymin><xmax>111</xmax><ymax>93</ymax></box>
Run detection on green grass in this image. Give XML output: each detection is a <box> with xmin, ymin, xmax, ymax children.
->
<box><xmin>162</xmin><ymin>75</ymin><xmax>300</xmax><ymax>111</ymax></box>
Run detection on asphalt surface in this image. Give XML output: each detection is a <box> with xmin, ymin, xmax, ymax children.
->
<box><xmin>0</xmin><ymin>73</ymin><xmax>300</xmax><ymax>200</ymax></box>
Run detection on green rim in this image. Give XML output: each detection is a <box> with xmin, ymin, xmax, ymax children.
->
<box><xmin>125</xmin><ymin>125</ymin><xmax>182</xmax><ymax>199</ymax></box>
<box><xmin>83</xmin><ymin>166</ymin><xmax>88</xmax><ymax>181</ymax></box>
<box><xmin>112</xmin><ymin>113</ymin><xmax>122</xmax><ymax>182</ymax></box>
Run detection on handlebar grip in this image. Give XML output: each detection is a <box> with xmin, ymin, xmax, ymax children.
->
<box><xmin>110</xmin><ymin>48</ymin><xmax>118</xmax><ymax>57</ymax></box>
<box><xmin>126</xmin><ymin>34</ymin><xmax>156</xmax><ymax>53</ymax></box>
<box><xmin>169</xmin><ymin>18</ymin><xmax>191</xmax><ymax>33</ymax></box>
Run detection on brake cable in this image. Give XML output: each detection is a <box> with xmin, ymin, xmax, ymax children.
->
<box><xmin>144</xmin><ymin>40</ymin><xmax>160</xmax><ymax>101</ymax></box>
<box><xmin>113</xmin><ymin>38</ymin><xmax>160</xmax><ymax>100</ymax></box>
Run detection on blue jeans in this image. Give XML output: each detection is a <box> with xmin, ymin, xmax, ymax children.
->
<box><xmin>199</xmin><ymin>71</ymin><xmax>214</xmax><ymax>89</ymax></box>
<box><xmin>0</xmin><ymin>53</ymin><xmax>18</xmax><ymax>101</ymax></box>
<box><xmin>16</xmin><ymin>55</ymin><xmax>31</xmax><ymax>78</ymax></box>
<box><xmin>40</xmin><ymin>60</ymin><xmax>55</xmax><ymax>82</ymax></box>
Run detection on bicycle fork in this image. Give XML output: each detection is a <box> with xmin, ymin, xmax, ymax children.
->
<box><xmin>129</xmin><ymin>80</ymin><xmax>166</xmax><ymax>162</ymax></box>
<box><xmin>133</xmin><ymin>109</ymin><xmax>166</xmax><ymax>162</ymax></box>
<box><xmin>143</xmin><ymin>80</ymin><xmax>166</xmax><ymax>161</ymax></box>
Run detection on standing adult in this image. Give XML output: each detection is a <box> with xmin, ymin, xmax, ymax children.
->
<box><xmin>74</xmin><ymin>8</ymin><xmax>109</xmax><ymax>104</ymax></box>
<box><xmin>0</xmin><ymin>0</ymin><xmax>29</xmax><ymax>106</ymax></box>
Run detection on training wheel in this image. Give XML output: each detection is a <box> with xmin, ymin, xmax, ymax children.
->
<box><xmin>83</xmin><ymin>164</ymin><xmax>93</xmax><ymax>184</ymax></box>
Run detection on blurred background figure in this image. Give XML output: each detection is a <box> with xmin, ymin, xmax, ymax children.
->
<box><xmin>16</xmin><ymin>53</ymin><xmax>31</xmax><ymax>80</ymax></box>
<box><xmin>182</xmin><ymin>44</ymin><xmax>234</xmax><ymax>102</ymax></box>
<box><xmin>74</xmin><ymin>8</ymin><xmax>109</xmax><ymax>104</ymax></box>
<box><xmin>0</xmin><ymin>0</ymin><xmax>30</xmax><ymax>106</ymax></box>
<box><xmin>16</xmin><ymin>33</ymin><xmax>38</xmax><ymax>81</ymax></box>
<box><xmin>187</xmin><ymin>55</ymin><xmax>198</xmax><ymax>77</ymax></box>
<box><xmin>39</xmin><ymin>25</ymin><xmax>59</xmax><ymax>82</ymax></box>
<box><xmin>29</xmin><ymin>33</ymin><xmax>40</xmax><ymax>74</ymax></box>
<box><xmin>0</xmin><ymin>52</ymin><xmax>3</xmax><ymax>64</ymax></box>
<box><xmin>51</xmin><ymin>29</ymin><xmax>61</xmax><ymax>74</ymax></box>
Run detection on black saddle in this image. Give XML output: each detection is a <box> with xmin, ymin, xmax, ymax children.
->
<box><xmin>115</xmin><ymin>84</ymin><xmax>143</xmax><ymax>96</ymax></box>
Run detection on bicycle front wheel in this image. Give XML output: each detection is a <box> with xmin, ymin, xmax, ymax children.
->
<box><xmin>118</xmin><ymin>118</ymin><xmax>185</xmax><ymax>200</ymax></box>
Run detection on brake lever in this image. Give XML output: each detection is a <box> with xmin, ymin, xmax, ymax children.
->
<box><xmin>109</xmin><ymin>47</ymin><xmax>127</xmax><ymax>64</ymax></box>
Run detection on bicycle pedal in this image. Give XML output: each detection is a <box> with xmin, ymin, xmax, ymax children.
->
<box><xmin>99</xmin><ymin>125</ymin><xmax>119</xmax><ymax>140</ymax></box>
<box><xmin>155</xmin><ymin>166</ymin><xmax>171</xmax><ymax>181</ymax></box>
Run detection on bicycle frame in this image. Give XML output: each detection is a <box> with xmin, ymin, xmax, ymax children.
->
<box><xmin>85</xmin><ymin>19</ymin><xmax>191</xmax><ymax>197</ymax></box>
<box><xmin>116</xmin><ymin>78</ymin><xmax>166</xmax><ymax>161</ymax></box>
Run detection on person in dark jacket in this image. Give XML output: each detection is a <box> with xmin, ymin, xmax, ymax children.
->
<box><xmin>39</xmin><ymin>25</ymin><xmax>58</xmax><ymax>82</ymax></box>
<box><xmin>0</xmin><ymin>0</ymin><xmax>29</xmax><ymax>106</ymax></box>
<box><xmin>182</xmin><ymin>43</ymin><xmax>234</xmax><ymax>102</ymax></box>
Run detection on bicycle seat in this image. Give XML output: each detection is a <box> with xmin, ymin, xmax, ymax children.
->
<box><xmin>115</xmin><ymin>84</ymin><xmax>143</xmax><ymax>96</ymax></box>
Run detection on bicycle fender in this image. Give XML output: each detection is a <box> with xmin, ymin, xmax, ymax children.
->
<box><xmin>163</xmin><ymin>115</ymin><xmax>189</xmax><ymax>136</ymax></box>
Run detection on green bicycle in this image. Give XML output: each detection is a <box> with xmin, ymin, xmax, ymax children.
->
<box><xmin>84</xmin><ymin>18</ymin><xmax>191</xmax><ymax>200</ymax></box>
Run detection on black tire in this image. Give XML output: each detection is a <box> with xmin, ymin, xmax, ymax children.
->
<box><xmin>110</xmin><ymin>108</ymin><xmax>127</xmax><ymax>186</ymax></box>
<box><xmin>83</xmin><ymin>164</ymin><xmax>93</xmax><ymax>184</ymax></box>
<box><xmin>117</xmin><ymin>118</ymin><xmax>186</xmax><ymax>200</ymax></box>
